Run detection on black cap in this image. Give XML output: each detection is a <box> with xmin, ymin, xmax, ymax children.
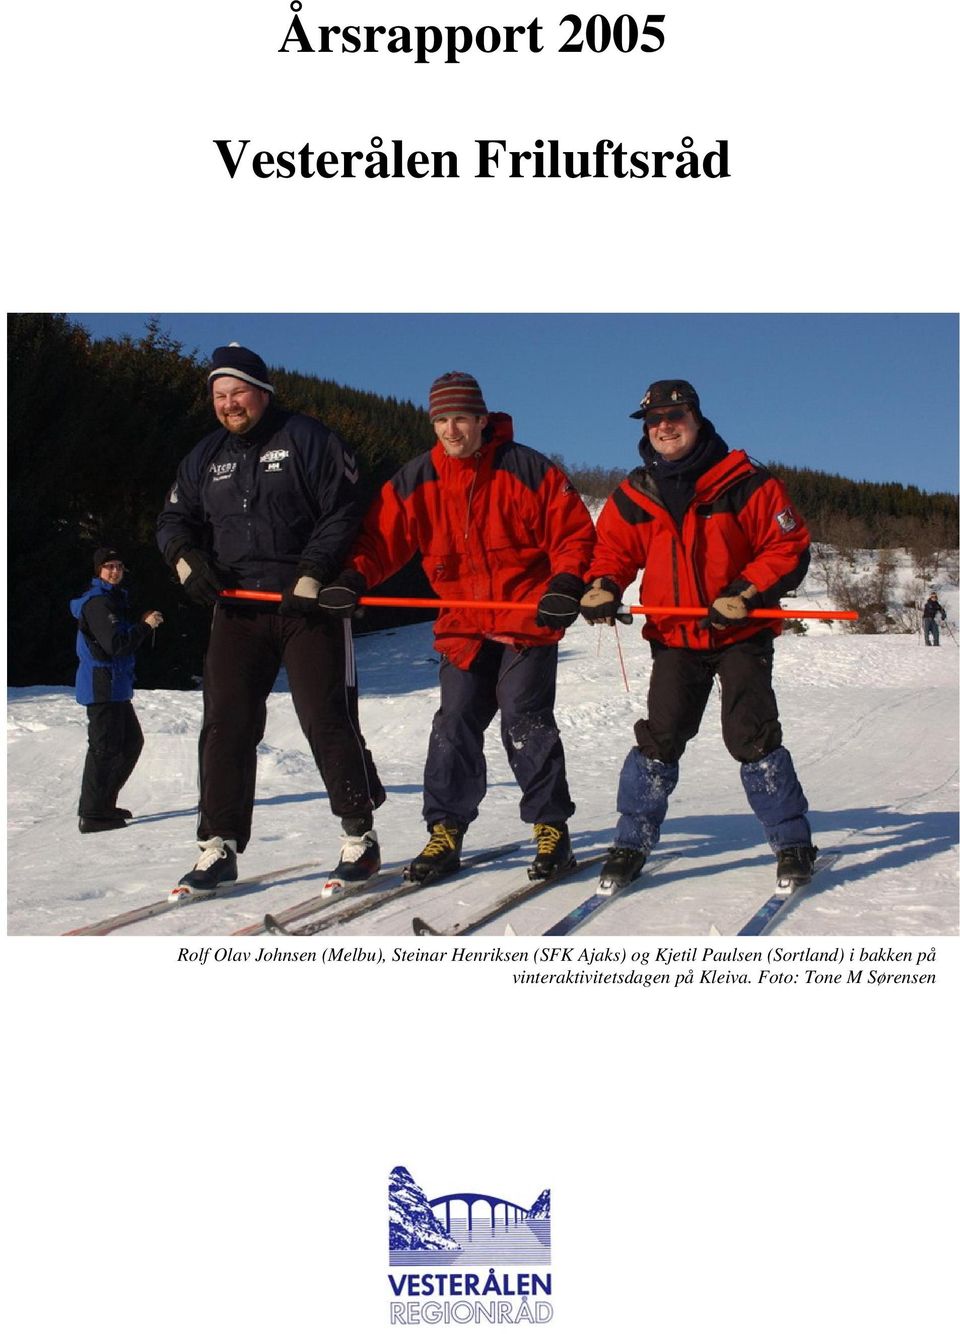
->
<box><xmin>630</xmin><ymin>379</ymin><xmax>701</xmax><ymax>420</ymax></box>
<box><xmin>93</xmin><ymin>546</ymin><xmax>122</xmax><ymax>574</ymax></box>
<box><xmin>208</xmin><ymin>343</ymin><xmax>275</xmax><ymax>394</ymax></box>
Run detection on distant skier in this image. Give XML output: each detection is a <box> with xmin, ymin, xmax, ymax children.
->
<box><xmin>70</xmin><ymin>547</ymin><xmax>163</xmax><ymax>832</ymax></box>
<box><xmin>922</xmin><ymin>591</ymin><xmax>947</xmax><ymax>646</ymax></box>
<box><xmin>156</xmin><ymin>344</ymin><xmax>385</xmax><ymax>896</ymax></box>
<box><xmin>580</xmin><ymin>379</ymin><xmax>817</xmax><ymax>889</ymax></box>
<box><xmin>309</xmin><ymin>370</ymin><xmax>596</xmax><ymax>883</ymax></box>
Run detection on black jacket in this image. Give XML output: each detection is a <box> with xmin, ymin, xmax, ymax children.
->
<box><xmin>922</xmin><ymin>598</ymin><xmax>946</xmax><ymax>621</ymax></box>
<box><xmin>156</xmin><ymin>406</ymin><xmax>364</xmax><ymax>590</ymax></box>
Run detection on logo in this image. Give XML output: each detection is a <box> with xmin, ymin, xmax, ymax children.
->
<box><xmin>260</xmin><ymin>448</ymin><xmax>290</xmax><ymax>473</ymax></box>
<box><xmin>388</xmin><ymin>1165</ymin><xmax>553</xmax><ymax>1325</ymax></box>
<box><xmin>209</xmin><ymin>461</ymin><xmax>237</xmax><ymax>482</ymax></box>
<box><xmin>775</xmin><ymin>506</ymin><xmax>798</xmax><ymax>532</ymax></box>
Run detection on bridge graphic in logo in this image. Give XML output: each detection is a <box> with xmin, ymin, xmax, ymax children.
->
<box><xmin>389</xmin><ymin>1165</ymin><xmax>551</xmax><ymax>1266</ymax></box>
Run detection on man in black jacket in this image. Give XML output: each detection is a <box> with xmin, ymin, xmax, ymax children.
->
<box><xmin>922</xmin><ymin>591</ymin><xmax>947</xmax><ymax>646</ymax></box>
<box><xmin>157</xmin><ymin>344</ymin><xmax>384</xmax><ymax>897</ymax></box>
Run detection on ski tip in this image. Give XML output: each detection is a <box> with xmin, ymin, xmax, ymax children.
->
<box><xmin>707</xmin><ymin>922</ymin><xmax>723</xmax><ymax>937</ymax></box>
<box><xmin>411</xmin><ymin>916</ymin><xmax>441</xmax><ymax>936</ymax></box>
<box><xmin>263</xmin><ymin>914</ymin><xmax>288</xmax><ymax>935</ymax></box>
<box><xmin>504</xmin><ymin>922</ymin><xmax>517</xmax><ymax>936</ymax></box>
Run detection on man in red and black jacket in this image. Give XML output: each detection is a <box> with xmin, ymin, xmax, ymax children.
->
<box><xmin>581</xmin><ymin>378</ymin><xmax>817</xmax><ymax>891</ymax></box>
<box><xmin>317</xmin><ymin>370</ymin><xmax>595</xmax><ymax>884</ymax></box>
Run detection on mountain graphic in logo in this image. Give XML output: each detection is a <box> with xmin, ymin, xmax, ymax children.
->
<box><xmin>389</xmin><ymin>1166</ymin><xmax>551</xmax><ymax>1265</ymax></box>
<box><xmin>389</xmin><ymin>1165</ymin><xmax>461</xmax><ymax>1253</ymax></box>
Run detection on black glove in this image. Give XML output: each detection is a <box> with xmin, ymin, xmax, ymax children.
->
<box><xmin>699</xmin><ymin>579</ymin><xmax>760</xmax><ymax>629</ymax></box>
<box><xmin>172</xmin><ymin>548</ymin><xmax>224</xmax><ymax>607</ymax></box>
<box><xmin>316</xmin><ymin>570</ymin><xmax>367</xmax><ymax>618</ymax></box>
<box><xmin>280</xmin><ymin>564</ymin><xmax>328</xmax><ymax>618</ymax></box>
<box><xmin>580</xmin><ymin>577</ymin><xmax>630</xmax><ymax>626</ymax></box>
<box><xmin>535</xmin><ymin>573</ymin><xmax>586</xmax><ymax>628</ymax></box>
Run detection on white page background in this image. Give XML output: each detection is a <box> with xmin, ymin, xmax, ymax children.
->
<box><xmin>3</xmin><ymin>3</ymin><xmax>956</xmax><ymax>1331</ymax></box>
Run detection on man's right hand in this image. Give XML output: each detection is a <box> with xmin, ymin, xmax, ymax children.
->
<box><xmin>174</xmin><ymin>549</ymin><xmax>223</xmax><ymax>606</ymax></box>
<box><xmin>580</xmin><ymin>577</ymin><xmax>626</xmax><ymax>626</ymax></box>
<box><xmin>316</xmin><ymin>570</ymin><xmax>367</xmax><ymax>618</ymax></box>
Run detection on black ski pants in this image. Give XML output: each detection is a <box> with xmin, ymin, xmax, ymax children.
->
<box><xmin>634</xmin><ymin>633</ymin><xmax>783</xmax><ymax>765</ymax></box>
<box><xmin>422</xmin><ymin>640</ymin><xmax>575</xmax><ymax>829</ymax></box>
<box><xmin>197</xmin><ymin>605</ymin><xmax>385</xmax><ymax>852</ymax></box>
<box><xmin>79</xmin><ymin>700</ymin><xmax>144</xmax><ymax>818</ymax></box>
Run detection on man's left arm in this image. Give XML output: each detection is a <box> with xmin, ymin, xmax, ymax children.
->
<box><xmin>700</xmin><ymin>476</ymin><xmax>811</xmax><ymax>628</ymax></box>
<box><xmin>283</xmin><ymin>422</ymin><xmax>367</xmax><ymax>611</ymax></box>
<box><xmin>533</xmin><ymin>465</ymin><xmax>597</xmax><ymax>628</ymax></box>
<box><xmin>737</xmin><ymin>476</ymin><xmax>811</xmax><ymax>605</ymax></box>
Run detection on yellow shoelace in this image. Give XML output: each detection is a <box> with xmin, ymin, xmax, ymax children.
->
<box><xmin>423</xmin><ymin>825</ymin><xmax>460</xmax><ymax>856</ymax></box>
<box><xmin>533</xmin><ymin>823</ymin><xmax>563</xmax><ymax>854</ymax></box>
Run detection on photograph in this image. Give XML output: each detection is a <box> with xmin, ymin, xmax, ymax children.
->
<box><xmin>8</xmin><ymin>312</ymin><xmax>958</xmax><ymax>939</ymax></box>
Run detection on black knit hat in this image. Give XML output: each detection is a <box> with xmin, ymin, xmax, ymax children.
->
<box><xmin>630</xmin><ymin>379</ymin><xmax>701</xmax><ymax>420</ymax></box>
<box><xmin>208</xmin><ymin>343</ymin><xmax>275</xmax><ymax>394</ymax></box>
<box><xmin>93</xmin><ymin>546</ymin><xmax>123</xmax><ymax>574</ymax></box>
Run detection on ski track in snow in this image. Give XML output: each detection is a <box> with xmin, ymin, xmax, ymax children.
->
<box><xmin>7</xmin><ymin>585</ymin><xmax>959</xmax><ymax>938</ymax></box>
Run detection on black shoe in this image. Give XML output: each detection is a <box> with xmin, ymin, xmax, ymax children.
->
<box><xmin>175</xmin><ymin>838</ymin><xmax>239</xmax><ymax>899</ymax></box>
<box><xmin>323</xmin><ymin>831</ymin><xmax>381</xmax><ymax>895</ymax></box>
<box><xmin>776</xmin><ymin>845</ymin><xmax>818</xmax><ymax>887</ymax></box>
<box><xmin>529</xmin><ymin>822</ymin><xmax>575</xmax><ymax>880</ymax></box>
<box><xmin>78</xmin><ymin>815</ymin><xmax>128</xmax><ymax>833</ymax></box>
<box><xmin>599</xmin><ymin>845</ymin><xmax>648</xmax><ymax>892</ymax></box>
<box><xmin>406</xmin><ymin>823</ymin><xmax>464</xmax><ymax>884</ymax></box>
<box><xmin>110</xmin><ymin>807</ymin><xmax>133</xmax><ymax>821</ymax></box>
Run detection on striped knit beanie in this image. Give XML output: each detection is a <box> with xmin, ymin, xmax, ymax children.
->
<box><xmin>208</xmin><ymin>343</ymin><xmax>275</xmax><ymax>394</ymax></box>
<box><xmin>428</xmin><ymin>371</ymin><xmax>488</xmax><ymax>421</ymax></box>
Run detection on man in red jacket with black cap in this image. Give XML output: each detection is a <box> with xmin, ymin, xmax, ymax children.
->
<box><xmin>581</xmin><ymin>378</ymin><xmax>817</xmax><ymax>892</ymax></box>
<box><xmin>315</xmin><ymin>371</ymin><xmax>595</xmax><ymax>884</ymax></box>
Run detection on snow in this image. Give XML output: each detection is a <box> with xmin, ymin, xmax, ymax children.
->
<box><xmin>8</xmin><ymin>561</ymin><xmax>958</xmax><ymax>938</ymax></box>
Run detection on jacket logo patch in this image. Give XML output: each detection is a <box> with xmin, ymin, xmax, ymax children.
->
<box><xmin>343</xmin><ymin>450</ymin><xmax>359</xmax><ymax>485</ymax></box>
<box><xmin>260</xmin><ymin>449</ymin><xmax>290</xmax><ymax>472</ymax></box>
<box><xmin>775</xmin><ymin>507</ymin><xmax>797</xmax><ymax>532</ymax></box>
<box><xmin>209</xmin><ymin>461</ymin><xmax>237</xmax><ymax>481</ymax></box>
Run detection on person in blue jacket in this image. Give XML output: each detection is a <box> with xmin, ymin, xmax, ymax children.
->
<box><xmin>70</xmin><ymin>547</ymin><xmax>163</xmax><ymax>832</ymax></box>
<box><xmin>156</xmin><ymin>344</ymin><xmax>385</xmax><ymax>896</ymax></box>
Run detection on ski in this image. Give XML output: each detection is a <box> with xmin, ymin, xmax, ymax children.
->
<box><xmin>411</xmin><ymin>854</ymin><xmax>606</xmax><ymax>936</ymax></box>
<box><xmin>736</xmin><ymin>852</ymin><xmax>841</xmax><ymax>936</ymax></box>
<box><xmin>63</xmin><ymin>860</ymin><xmax>323</xmax><ymax>936</ymax></box>
<box><xmin>232</xmin><ymin>866</ymin><xmax>406</xmax><ymax>936</ymax></box>
<box><xmin>261</xmin><ymin>841</ymin><xmax>524</xmax><ymax>936</ymax></box>
<box><xmin>541</xmin><ymin>852</ymin><xmax>683</xmax><ymax>936</ymax></box>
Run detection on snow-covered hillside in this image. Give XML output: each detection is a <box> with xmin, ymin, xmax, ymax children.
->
<box><xmin>7</xmin><ymin>558</ymin><xmax>958</xmax><ymax>938</ymax></box>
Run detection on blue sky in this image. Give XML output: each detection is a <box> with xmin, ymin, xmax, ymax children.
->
<box><xmin>68</xmin><ymin>313</ymin><xmax>958</xmax><ymax>494</ymax></box>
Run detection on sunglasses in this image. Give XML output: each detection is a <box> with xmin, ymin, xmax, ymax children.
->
<box><xmin>645</xmin><ymin>407</ymin><xmax>690</xmax><ymax>427</ymax></box>
<box><xmin>101</xmin><ymin>562</ymin><xmax>125</xmax><ymax>571</ymax></box>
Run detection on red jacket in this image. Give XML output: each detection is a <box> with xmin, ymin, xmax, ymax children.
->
<box><xmin>349</xmin><ymin>414</ymin><xmax>595</xmax><ymax>668</ymax></box>
<box><xmin>589</xmin><ymin>450</ymin><xmax>810</xmax><ymax>650</ymax></box>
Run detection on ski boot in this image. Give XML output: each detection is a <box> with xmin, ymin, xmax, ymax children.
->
<box><xmin>598</xmin><ymin>845</ymin><xmax>648</xmax><ymax>895</ymax></box>
<box><xmin>322</xmin><ymin>830</ymin><xmax>381</xmax><ymax>897</ymax></box>
<box><xmin>172</xmin><ymin>836</ymin><xmax>238</xmax><ymax>901</ymax></box>
<box><xmin>405</xmin><ymin>823</ymin><xmax>464</xmax><ymax>884</ymax></box>
<box><xmin>776</xmin><ymin>845</ymin><xmax>818</xmax><ymax>889</ymax></box>
<box><xmin>529</xmin><ymin>823</ymin><xmax>575</xmax><ymax>880</ymax></box>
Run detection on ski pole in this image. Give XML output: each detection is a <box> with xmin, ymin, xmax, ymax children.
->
<box><xmin>219</xmin><ymin>589</ymin><xmax>859</xmax><ymax>620</ymax></box>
